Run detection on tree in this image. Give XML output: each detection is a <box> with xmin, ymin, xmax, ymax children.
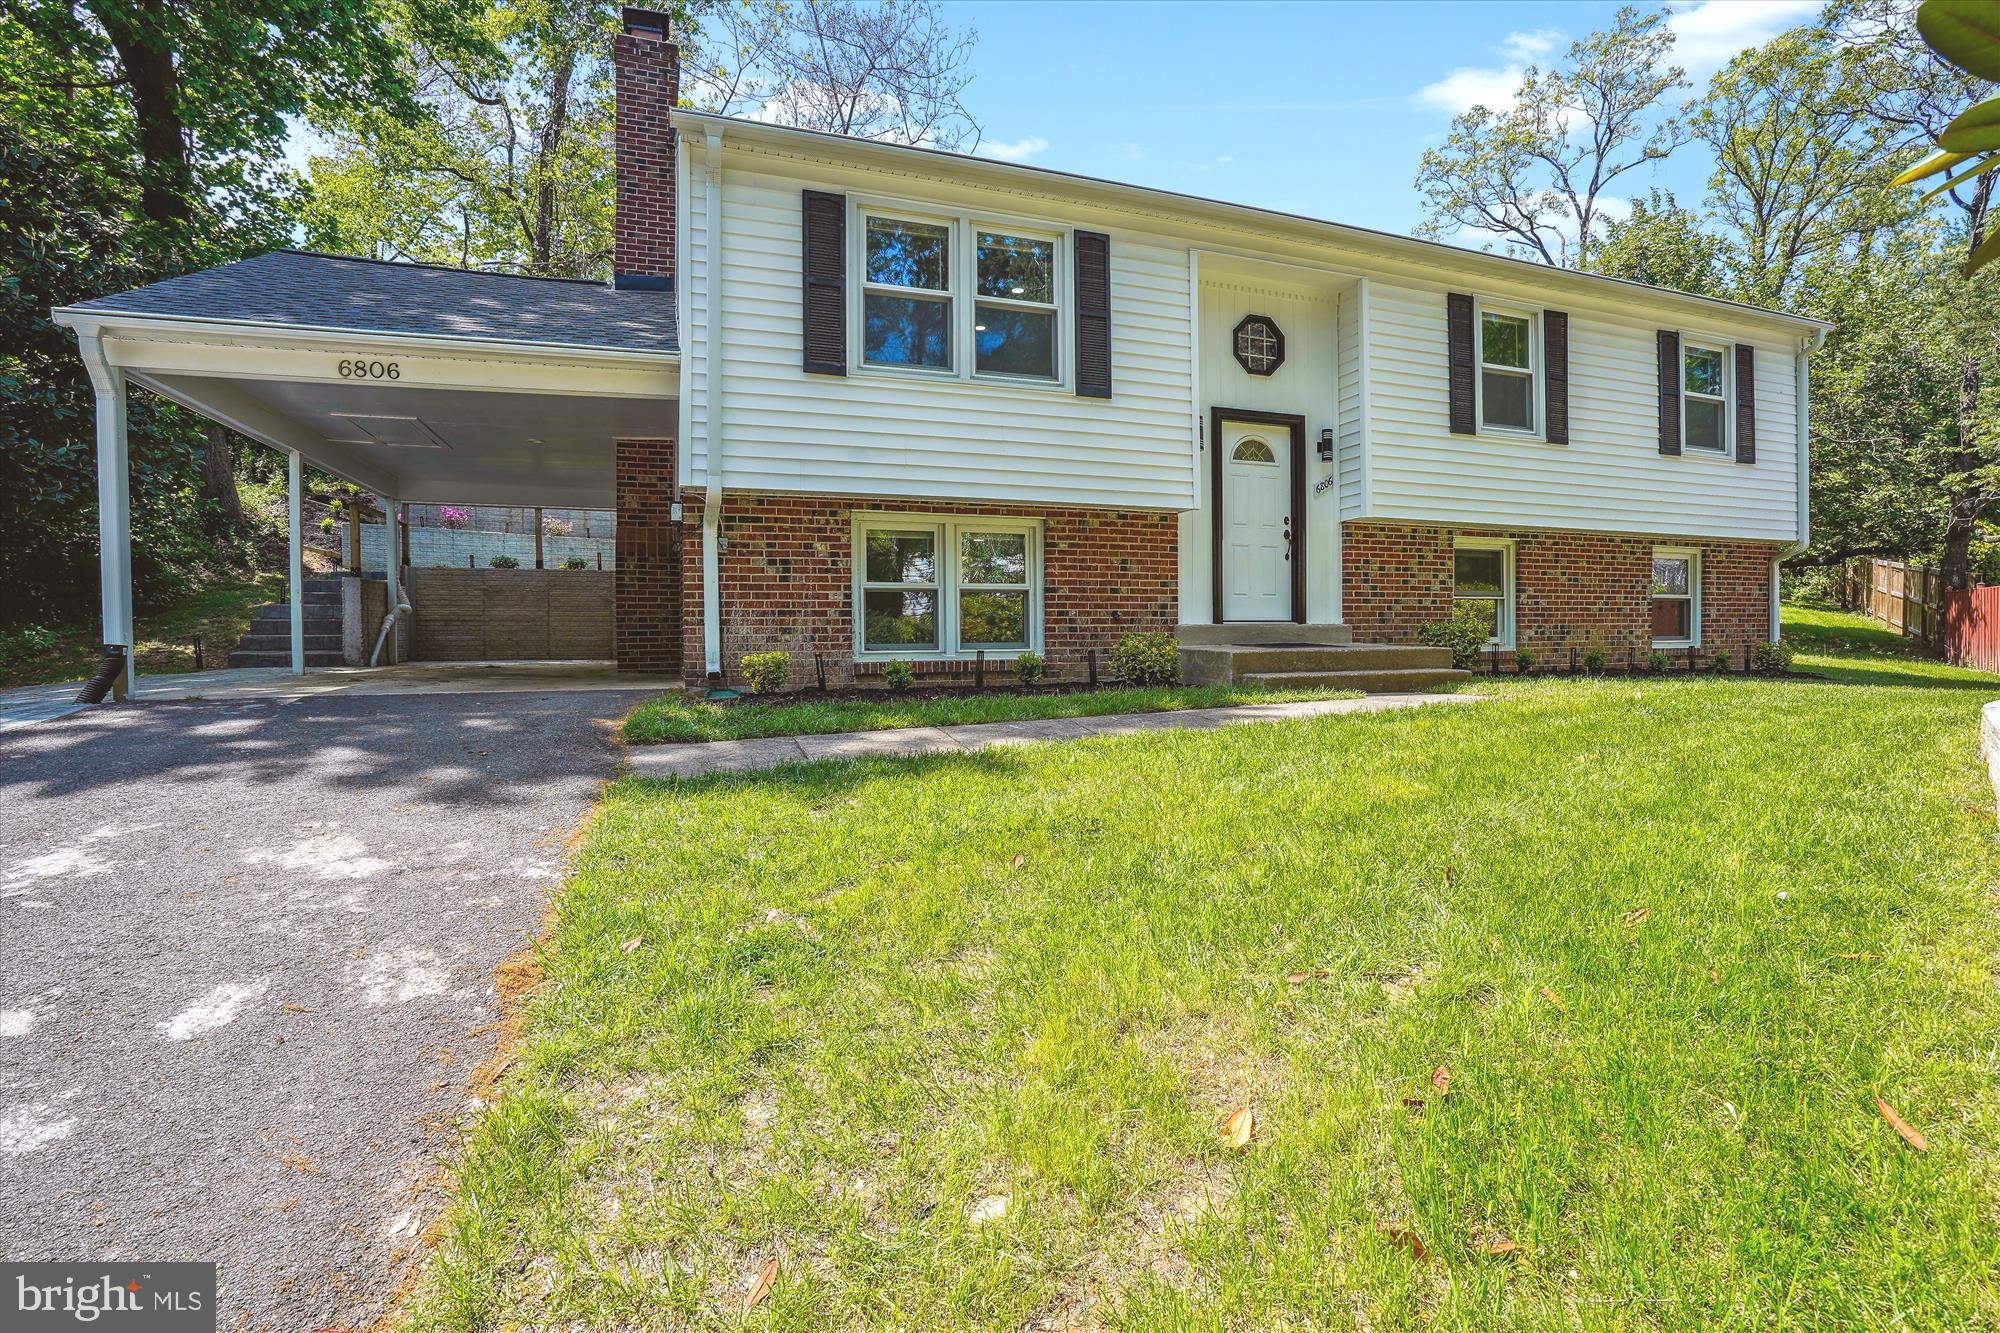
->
<box><xmin>1415</xmin><ymin>7</ymin><xmax>1686</xmax><ymax>268</ymax></box>
<box><xmin>1586</xmin><ymin>190</ymin><xmax>1730</xmax><ymax>295</ymax></box>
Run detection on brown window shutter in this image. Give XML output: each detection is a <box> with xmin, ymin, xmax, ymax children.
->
<box><xmin>1657</xmin><ymin>330</ymin><xmax>1681</xmax><ymax>455</ymax></box>
<box><xmin>1734</xmin><ymin>343</ymin><xmax>1756</xmax><ymax>464</ymax></box>
<box><xmin>1544</xmin><ymin>310</ymin><xmax>1569</xmax><ymax>445</ymax></box>
<box><xmin>800</xmin><ymin>190</ymin><xmax>846</xmax><ymax>376</ymax></box>
<box><xmin>1073</xmin><ymin>230</ymin><xmax>1112</xmax><ymax>398</ymax></box>
<box><xmin>1447</xmin><ymin>292</ymin><xmax>1475</xmax><ymax>434</ymax></box>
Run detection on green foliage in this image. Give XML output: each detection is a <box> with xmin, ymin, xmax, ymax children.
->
<box><xmin>1014</xmin><ymin>650</ymin><xmax>1044</xmax><ymax>688</ymax></box>
<box><xmin>1711</xmin><ymin>648</ymin><xmax>1736</xmax><ymax>673</ymax></box>
<box><xmin>1646</xmin><ymin>649</ymin><xmax>1672</xmax><ymax>675</ymax></box>
<box><xmin>881</xmin><ymin>659</ymin><xmax>914</xmax><ymax>691</ymax></box>
<box><xmin>1901</xmin><ymin>1</ymin><xmax>2000</xmax><ymax>273</ymax></box>
<box><xmin>1752</xmin><ymin>638</ymin><xmax>1797</xmax><ymax>673</ymax></box>
<box><xmin>488</xmin><ymin>554</ymin><xmax>520</xmax><ymax>568</ymax></box>
<box><xmin>1582</xmin><ymin>645</ymin><xmax>1609</xmax><ymax>675</ymax></box>
<box><xmin>1416</xmin><ymin>603</ymin><xmax>1493</xmax><ymax>670</ymax></box>
<box><xmin>1513</xmin><ymin>647</ymin><xmax>1538</xmax><ymax>674</ymax></box>
<box><xmin>1588</xmin><ymin>190</ymin><xmax>1731</xmax><ymax>295</ymax></box>
<box><xmin>562</xmin><ymin>556</ymin><xmax>587</xmax><ymax>570</ymax></box>
<box><xmin>1107</xmin><ymin>632</ymin><xmax>1179</xmax><ymax>686</ymax></box>
<box><xmin>739</xmin><ymin>650</ymin><xmax>792</xmax><ymax>694</ymax></box>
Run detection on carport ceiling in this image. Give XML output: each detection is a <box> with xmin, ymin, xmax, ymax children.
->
<box><xmin>142</xmin><ymin>375</ymin><xmax>673</xmax><ymax>508</ymax></box>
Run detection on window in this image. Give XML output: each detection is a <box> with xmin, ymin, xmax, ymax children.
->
<box><xmin>1478</xmin><ymin>306</ymin><xmax>1537</xmax><ymax>433</ymax></box>
<box><xmin>1682</xmin><ymin>341</ymin><xmax>1730</xmax><ymax>453</ymax></box>
<box><xmin>1651</xmin><ymin>549</ymin><xmax>1700</xmax><ymax>646</ymax></box>
<box><xmin>1232</xmin><ymin>314</ymin><xmax>1285</xmax><ymax>376</ymax></box>
<box><xmin>1231</xmin><ymin>436</ymin><xmax>1276</xmax><ymax>463</ymax></box>
<box><xmin>854</xmin><ymin>516</ymin><xmax>1042</xmax><ymax>657</ymax></box>
<box><xmin>855</xmin><ymin>205</ymin><xmax>1064</xmax><ymax>385</ymax></box>
<box><xmin>1453</xmin><ymin>540</ymin><xmax>1514</xmax><ymax>648</ymax></box>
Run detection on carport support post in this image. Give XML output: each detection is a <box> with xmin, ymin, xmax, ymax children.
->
<box><xmin>384</xmin><ymin>496</ymin><xmax>402</xmax><ymax>665</ymax></box>
<box><xmin>83</xmin><ymin>337</ymin><xmax>135</xmax><ymax>698</ymax></box>
<box><xmin>287</xmin><ymin>449</ymin><xmax>305</xmax><ymax>674</ymax></box>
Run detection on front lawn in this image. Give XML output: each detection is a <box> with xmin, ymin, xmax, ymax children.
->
<box><xmin>403</xmin><ymin>635</ymin><xmax>2000</xmax><ymax>1329</ymax></box>
<box><xmin>623</xmin><ymin>682</ymin><xmax>1367</xmax><ymax>743</ymax></box>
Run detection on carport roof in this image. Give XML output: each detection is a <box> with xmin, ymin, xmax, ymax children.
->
<box><xmin>67</xmin><ymin>250</ymin><xmax>678</xmax><ymax>355</ymax></box>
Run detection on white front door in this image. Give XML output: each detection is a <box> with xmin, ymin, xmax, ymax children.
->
<box><xmin>1220</xmin><ymin>421</ymin><xmax>1291</xmax><ymax>621</ymax></box>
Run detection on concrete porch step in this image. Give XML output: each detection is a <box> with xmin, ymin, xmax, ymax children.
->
<box><xmin>226</xmin><ymin>649</ymin><xmax>345</xmax><ymax>668</ymax></box>
<box><xmin>1181</xmin><ymin>639</ymin><xmax>1457</xmax><ymax>687</ymax></box>
<box><xmin>236</xmin><ymin>632</ymin><xmax>343</xmax><ymax>653</ymax></box>
<box><xmin>1242</xmin><ymin>667</ymin><xmax>1471</xmax><ymax>693</ymax></box>
<box><xmin>1177</xmin><ymin>622</ymin><xmax>1354</xmax><ymax>647</ymax></box>
<box><xmin>255</xmin><ymin>599</ymin><xmax>339</xmax><ymax>619</ymax></box>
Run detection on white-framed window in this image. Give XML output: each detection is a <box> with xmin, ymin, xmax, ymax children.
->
<box><xmin>1651</xmin><ymin>548</ymin><xmax>1700</xmax><ymax>647</ymax></box>
<box><xmin>1681</xmin><ymin>338</ymin><xmax>1731</xmax><ymax>454</ymax></box>
<box><xmin>853</xmin><ymin>514</ymin><xmax>1043</xmax><ymax>658</ymax></box>
<box><xmin>852</xmin><ymin>201</ymin><xmax>1066</xmax><ymax>387</ymax></box>
<box><xmin>1476</xmin><ymin>302</ymin><xmax>1539</xmax><ymax>435</ymax></box>
<box><xmin>1452</xmin><ymin>538</ymin><xmax>1515</xmax><ymax>649</ymax></box>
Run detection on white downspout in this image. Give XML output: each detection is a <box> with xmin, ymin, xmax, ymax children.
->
<box><xmin>702</xmin><ymin>124</ymin><xmax>725</xmax><ymax>679</ymax></box>
<box><xmin>78</xmin><ymin>333</ymin><xmax>135</xmax><ymax>698</ymax></box>
<box><xmin>371</xmin><ymin>496</ymin><xmax>410</xmax><ymax>666</ymax></box>
<box><xmin>287</xmin><ymin>449</ymin><xmax>305</xmax><ymax>674</ymax></box>
<box><xmin>1772</xmin><ymin>330</ymin><xmax>1823</xmax><ymax>641</ymax></box>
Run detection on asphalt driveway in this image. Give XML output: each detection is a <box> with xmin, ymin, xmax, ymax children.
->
<box><xmin>0</xmin><ymin>689</ymin><xmax>643</xmax><ymax>1331</ymax></box>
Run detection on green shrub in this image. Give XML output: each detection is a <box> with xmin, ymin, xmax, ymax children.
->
<box><xmin>1582</xmin><ymin>646</ymin><xmax>1608</xmax><ymax>675</ymax></box>
<box><xmin>1416</xmin><ymin>603</ymin><xmax>1493</xmax><ymax>670</ymax></box>
<box><xmin>1108</xmin><ymin>632</ymin><xmax>1179</xmax><ymax>685</ymax></box>
<box><xmin>1513</xmin><ymin>647</ymin><xmax>1537</xmax><ymax>674</ymax></box>
<box><xmin>489</xmin><ymin>555</ymin><xmax>520</xmax><ymax>569</ymax></box>
<box><xmin>740</xmin><ymin>651</ymin><xmax>792</xmax><ymax>694</ymax></box>
<box><xmin>562</xmin><ymin>556</ymin><xmax>587</xmax><ymax>571</ymax></box>
<box><xmin>1014</xmin><ymin>650</ymin><xmax>1045</xmax><ymax>688</ymax></box>
<box><xmin>882</xmin><ymin>659</ymin><xmax>914</xmax><ymax>691</ymax></box>
<box><xmin>1710</xmin><ymin>649</ymin><xmax>1734</xmax><ymax>674</ymax></box>
<box><xmin>1752</xmin><ymin>639</ymin><xmax>1795</xmax><ymax>673</ymax></box>
<box><xmin>1645</xmin><ymin>649</ymin><xmax>1671</xmax><ymax>675</ymax></box>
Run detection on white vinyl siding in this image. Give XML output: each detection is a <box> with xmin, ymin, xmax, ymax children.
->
<box><xmin>1336</xmin><ymin>285</ymin><xmax>1365</xmax><ymax>523</ymax></box>
<box><xmin>1364</xmin><ymin>279</ymin><xmax>1800</xmax><ymax>542</ymax></box>
<box><xmin>691</xmin><ymin>146</ymin><xmax>1195</xmax><ymax>509</ymax></box>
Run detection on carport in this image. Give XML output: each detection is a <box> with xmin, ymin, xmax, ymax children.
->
<box><xmin>52</xmin><ymin>250</ymin><xmax>681</xmax><ymax>696</ymax></box>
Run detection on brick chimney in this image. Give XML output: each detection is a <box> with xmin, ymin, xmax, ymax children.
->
<box><xmin>613</xmin><ymin>6</ymin><xmax>678</xmax><ymax>291</ymax></box>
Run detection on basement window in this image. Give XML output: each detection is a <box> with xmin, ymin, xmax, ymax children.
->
<box><xmin>853</xmin><ymin>515</ymin><xmax>1042</xmax><ymax>658</ymax></box>
<box><xmin>1651</xmin><ymin>548</ymin><xmax>1700</xmax><ymax>647</ymax></box>
<box><xmin>1452</xmin><ymin>538</ymin><xmax>1515</xmax><ymax>649</ymax></box>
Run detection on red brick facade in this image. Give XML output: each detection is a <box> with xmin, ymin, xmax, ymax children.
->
<box><xmin>1341</xmin><ymin>520</ymin><xmax>1779</xmax><ymax>666</ymax></box>
<box><xmin>612</xmin><ymin>15</ymin><xmax>677</xmax><ymax>288</ymax></box>
<box><xmin>613</xmin><ymin>437</ymin><xmax>681</xmax><ymax>672</ymax></box>
<box><xmin>677</xmin><ymin>493</ymin><xmax>1178</xmax><ymax>688</ymax></box>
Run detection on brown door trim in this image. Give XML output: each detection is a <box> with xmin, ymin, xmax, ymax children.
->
<box><xmin>1210</xmin><ymin>407</ymin><xmax>1308</xmax><ymax>624</ymax></box>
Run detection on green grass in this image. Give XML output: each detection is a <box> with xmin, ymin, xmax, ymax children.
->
<box><xmin>622</xmin><ymin>683</ymin><xmax>1368</xmax><ymax>743</ymax></box>
<box><xmin>402</xmin><ymin>614</ymin><xmax>2000</xmax><ymax>1330</ymax></box>
<box><xmin>0</xmin><ymin>573</ymin><xmax>286</xmax><ymax>689</ymax></box>
<box><xmin>1784</xmin><ymin>604</ymin><xmax>2000</xmax><ymax>689</ymax></box>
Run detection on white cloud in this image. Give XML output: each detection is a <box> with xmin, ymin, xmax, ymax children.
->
<box><xmin>1415</xmin><ymin>63</ymin><xmax>1529</xmax><ymax>116</ymax></box>
<box><xmin>1500</xmin><ymin>28</ymin><xmax>1563</xmax><ymax>61</ymax></box>
<box><xmin>1110</xmin><ymin>141</ymin><xmax>1148</xmax><ymax>161</ymax></box>
<box><xmin>1667</xmin><ymin>0</ymin><xmax>1820</xmax><ymax>76</ymax></box>
<box><xmin>979</xmin><ymin>136</ymin><xmax>1050</xmax><ymax>163</ymax></box>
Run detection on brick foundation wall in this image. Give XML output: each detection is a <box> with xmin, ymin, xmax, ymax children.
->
<box><xmin>1341</xmin><ymin>521</ymin><xmax>1779</xmax><ymax>666</ymax></box>
<box><xmin>614</xmin><ymin>438</ymin><xmax>681</xmax><ymax>672</ymax></box>
<box><xmin>678</xmin><ymin>493</ymin><xmax>1178</xmax><ymax>688</ymax></box>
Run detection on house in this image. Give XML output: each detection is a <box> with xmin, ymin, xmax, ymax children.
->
<box><xmin>56</xmin><ymin>7</ymin><xmax>1827</xmax><ymax>698</ymax></box>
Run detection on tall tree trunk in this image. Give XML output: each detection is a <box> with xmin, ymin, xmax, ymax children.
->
<box><xmin>89</xmin><ymin>0</ymin><xmax>195</xmax><ymax>234</ymax></box>
<box><xmin>200</xmin><ymin>423</ymin><xmax>242</xmax><ymax>525</ymax></box>
<box><xmin>531</xmin><ymin>47</ymin><xmax>576</xmax><ymax>274</ymax></box>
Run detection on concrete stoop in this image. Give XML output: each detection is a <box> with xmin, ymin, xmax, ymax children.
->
<box><xmin>1176</xmin><ymin>625</ymin><xmax>1469</xmax><ymax>691</ymax></box>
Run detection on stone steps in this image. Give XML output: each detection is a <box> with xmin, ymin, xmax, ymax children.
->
<box><xmin>230</xmin><ymin>578</ymin><xmax>350</xmax><ymax>668</ymax></box>
<box><xmin>226</xmin><ymin>649</ymin><xmax>346</xmax><ymax>668</ymax></box>
<box><xmin>1176</xmin><ymin>622</ymin><xmax>1354</xmax><ymax>646</ymax></box>
<box><xmin>1176</xmin><ymin>628</ymin><xmax>1468</xmax><ymax>691</ymax></box>
<box><xmin>1242</xmin><ymin>668</ymin><xmax>1471</xmax><ymax>693</ymax></box>
<box><xmin>235</xmin><ymin>632</ymin><xmax>344</xmax><ymax>654</ymax></box>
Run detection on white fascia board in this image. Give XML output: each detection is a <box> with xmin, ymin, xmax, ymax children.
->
<box><xmin>51</xmin><ymin>307</ymin><xmax>681</xmax><ymax>367</ymax></box>
<box><xmin>680</xmin><ymin>110</ymin><xmax>1832</xmax><ymax>340</ymax></box>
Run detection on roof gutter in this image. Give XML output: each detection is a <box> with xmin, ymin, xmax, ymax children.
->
<box><xmin>50</xmin><ymin>307</ymin><xmax>681</xmax><ymax>365</ymax></box>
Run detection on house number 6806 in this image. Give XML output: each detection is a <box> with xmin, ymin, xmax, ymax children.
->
<box><xmin>337</xmin><ymin>359</ymin><xmax>400</xmax><ymax>379</ymax></box>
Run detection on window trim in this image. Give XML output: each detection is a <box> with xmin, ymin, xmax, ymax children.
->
<box><xmin>1679</xmin><ymin>334</ymin><xmax>1734</xmax><ymax>457</ymax></box>
<box><xmin>851</xmin><ymin>512</ymin><xmax>1045</xmax><ymax>660</ymax></box>
<box><xmin>1650</xmin><ymin>546</ymin><xmax>1701</xmax><ymax>648</ymax></box>
<box><xmin>1452</xmin><ymin>536</ymin><xmax>1516</xmax><ymax>650</ymax></box>
<box><xmin>847</xmin><ymin>196</ymin><xmax>1071</xmax><ymax>391</ymax></box>
<box><xmin>1473</xmin><ymin>300</ymin><xmax>1543</xmax><ymax>440</ymax></box>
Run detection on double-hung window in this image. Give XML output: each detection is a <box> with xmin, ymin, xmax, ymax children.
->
<box><xmin>1452</xmin><ymin>539</ymin><xmax>1515</xmax><ymax>648</ymax></box>
<box><xmin>855</xmin><ymin>516</ymin><xmax>1042</xmax><ymax>657</ymax></box>
<box><xmin>856</xmin><ymin>205</ymin><xmax>1064</xmax><ymax>385</ymax></box>
<box><xmin>1681</xmin><ymin>340</ymin><xmax>1730</xmax><ymax>454</ymax></box>
<box><xmin>1478</xmin><ymin>305</ymin><xmax>1538</xmax><ymax>434</ymax></box>
<box><xmin>1651</xmin><ymin>548</ymin><xmax>1700</xmax><ymax>646</ymax></box>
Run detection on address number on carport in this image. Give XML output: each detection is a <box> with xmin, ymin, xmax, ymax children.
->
<box><xmin>337</xmin><ymin>359</ymin><xmax>401</xmax><ymax>380</ymax></box>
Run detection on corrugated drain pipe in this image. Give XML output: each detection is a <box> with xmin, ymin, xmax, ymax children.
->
<box><xmin>74</xmin><ymin>644</ymin><xmax>127</xmax><ymax>704</ymax></box>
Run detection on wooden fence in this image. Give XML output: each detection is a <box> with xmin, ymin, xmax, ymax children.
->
<box><xmin>1840</xmin><ymin>558</ymin><xmax>1943</xmax><ymax>644</ymax></box>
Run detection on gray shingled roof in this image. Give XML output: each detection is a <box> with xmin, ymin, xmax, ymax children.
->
<box><xmin>69</xmin><ymin>250</ymin><xmax>677</xmax><ymax>354</ymax></box>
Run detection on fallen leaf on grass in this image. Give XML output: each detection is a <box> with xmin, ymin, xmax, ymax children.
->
<box><xmin>1010</xmin><ymin>853</ymin><xmax>1026</xmax><ymax>869</ymax></box>
<box><xmin>619</xmin><ymin>936</ymin><xmax>644</xmax><ymax>955</ymax></box>
<box><xmin>1219</xmin><ymin>1106</ymin><xmax>1255</xmax><ymax>1150</ymax></box>
<box><xmin>1430</xmin><ymin>1065</ymin><xmax>1450</xmax><ymax>1097</ymax></box>
<box><xmin>968</xmin><ymin>1192</ymin><xmax>1010</xmax><ymax>1226</ymax></box>
<box><xmin>1380</xmin><ymin>1224</ymin><xmax>1429</xmax><ymax>1260</ymax></box>
<box><xmin>1875</xmin><ymin>1095</ymin><xmax>1928</xmax><ymax>1151</ymax></box>
<box><xmin>1621</xmin><ymin>907</ymin><xmax>1651</xmax><ymax>925</ymax></box>
<box><xmin>1482</xmin><ymin>1237</ymin><xmax>1520</xmax><ymax>1257</ymax></box>
<box><xmin>1538</xmin><ymin>987</ymin><xmax>1567</xmax><ymax>1014</ymax></box>
<box><xmin>1284</xmin><ymin>968</ymin><xmax>1329</xmax><ymax>985</ymax></box>
<box><xmin>1835</xmin><ymin>951</ymin><xmax>1881</xmax><ymax>961</ymax></box>
<box><xmin>1707</xmin><ymin>967</ymin><xmax>1721</xmax><ymax>983</ymax></box>
<box><xmin>744</xmin><ymin>1257</ymin><xmax>777</xmax><ymax>1311</ymax></box>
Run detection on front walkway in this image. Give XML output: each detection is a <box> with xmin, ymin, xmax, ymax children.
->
<box><xmin>626</xmin><ymin>691</ymin><xmax>1479</xmax><ymax>778</ymax></box>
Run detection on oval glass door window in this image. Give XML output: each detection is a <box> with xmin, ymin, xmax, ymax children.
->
<box><xmin>1231</xmin><ymin>436</ymin><xmax>1277</xmax><ymax>463</ymax></box>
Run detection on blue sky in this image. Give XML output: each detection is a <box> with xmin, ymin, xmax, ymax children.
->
<box><xmin>948</xmin><ymin>0</ymin><xmax>1823</xmax><ymax>240</ymax></box>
